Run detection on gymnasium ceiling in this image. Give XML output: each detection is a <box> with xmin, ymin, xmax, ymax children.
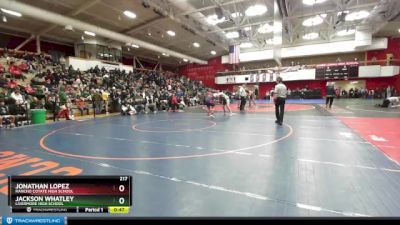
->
<box><xmin>0</xmin><ymin>0</ymin><xmax>399</xmax><ymax>67</ymax></box>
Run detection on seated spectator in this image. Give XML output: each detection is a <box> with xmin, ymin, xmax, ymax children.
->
<box><xmin>0</xmin><ymin>99</ymin><xmax>16</xmax><ymax>128</ymax></box>
<box><xmin>158</xmin><ymin>99</ymin><xmax>169</xmax><ymax>111</ymax></box>
<box><xmin>8</xmin><ymin>79</ymin><xmax>18</xmax><ymax>89</ymax></box>
<box><xmin>146</xmin><ymin>95</ymin><xmax>157</xmax><ymax>113</ymax></box>
<box><xmin>189</xmin><ymin>96</ymin><xmax>198</xmax><ymax>106</ymax></box>
<box><xmin>18</xmin><ymin>62</ymin><xmax>29</xmax><ymax>72</ymax></box>
<box><xmin>25</xmin><ymin>84</ymin><xmax>36</xmax><ymax>95</ymax></box>
<box><xmin>45</xmin><ymin>92</ymin><xmax>57</xmax><ymax>111</ymax></box>
<box><xmin>178</xmin><ymin>97</ymin><xmax>186</xmax><ymax>110</ymax></box>
<box><xmin>34</xmin><ymin>85</ymin><xmax>46</xmax><ymax>100</ymax></box>
<box><xmin>31</xmin><ymin>74</ymin><xmax>46</xmax><ymax>85</ymax></box>
<box><xmin>10</xmin><ymin>87</ymin><xmax>25</xmax><ymax>105</ymax></box>
<box><xmin>349</xmin><ymin>88</ymin><xmax>355</xmax><ymax>98</ymax></box>
<box><xmin>341</xmin><ymin>90</ymin><xmax>348</xmax><ymax>98</ymax></box>
<box><xmin>121</xmin><ymin>100</ymin><xmax>136</xmax><ymax>116</ymax></box>
<box><xmin>9</xmin><ymin>62</ymin><xmax>24</xmax><ymax>80</ymax></box>
<box><xmin>22</xmin><ymin>51</ymin><xmax>34</xmax><ymax>62</ymax></box>
<box><xmin>44</xmin><ymin>79</ymin><xmax>54</xmax><ymax>91</ymax></box>
<box><xmin>0</xmin><ymin>89</ymin><xmax>6</xmax><ymax>101</ymax></box>
<box><xmin>6</xmin><ymin>97</ymin><xmax>27</xmax><ymax>124</ymax></box>
<box><xmin>77</xmin><ymin>97</ymin><xmax>90</xmax><ymax>116</ymax></box>
<box><xmin>0</xmin><ymin>74</ymin><xmax>7</xmax><ymax>87</ymax></box>
<box><xmin>176</xmin><ymin>88</ymin><xmax>184</xmax><ymax>98</ymax></box>
<box><xmin>134</xmin><ymin>93</ymin><xmax>146</xmax><ymax>113</ymax></box>
<box><xmin>30</xmin><ymin>97</ymin><xmax>44</xmax><ymax>109</ymax></box>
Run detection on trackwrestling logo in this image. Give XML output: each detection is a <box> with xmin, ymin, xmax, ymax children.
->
<box><xmin>2</xmin><ymin>216</ymin><xmax>65</xmax><ymax>225</ymax></box>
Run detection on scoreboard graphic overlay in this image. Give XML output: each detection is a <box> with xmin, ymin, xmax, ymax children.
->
<box><xmin>8</xmin><ymin>176</ymin><xmax>132</xmax><ymax>214</ymax></box>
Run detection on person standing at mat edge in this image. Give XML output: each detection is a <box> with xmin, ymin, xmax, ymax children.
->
<box><xmin>273</xmin><ymin>77</ymin><xmax>287</xmax><ymax>126</ymax></box>
<box><xmin>325</xmin><ymin>82</ymin><xmax>335</xmax><ymax>109</ymax></box>
<box><xmin>239</xmin><ymin>84</ymin><xmax>247</xmax><ymax>111</ymax></box>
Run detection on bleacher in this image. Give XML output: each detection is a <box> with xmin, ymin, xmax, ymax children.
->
<box><xmin>1</xmin><ymin>48</ymin><xmax>210</xmax><ymax>128</ymax></box>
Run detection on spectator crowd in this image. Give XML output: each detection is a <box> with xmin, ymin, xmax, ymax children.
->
<box><xmin>0</xmin><ymin>49</ymin><xmax>210</xmax><ymax>128</ymax></box>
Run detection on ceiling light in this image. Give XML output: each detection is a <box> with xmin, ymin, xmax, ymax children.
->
<box><xmin>123</xmin><ymin>10</ymin><xmax>137</xmax><ymax>19</ymax></box>
<box><xmin>231</xmin><ymin>12</ymin><xmax>243</xmax><ymax>18</ymax></box>
<box><xmin>211</xmin><ymin>50</ymin><xmax>216</xmax><ymax>55</ymax></box>
<box><xmin>166</xmin><ymin>30</ymin><xmax>176</xmax><ymax>36</ymax></box>
<box><xmin>245</xmin><ymin>5</ymin><xmax>267</xmax><ymax>17</ymax></box>
<box><xmin>183</xmin><ymin>58</ymin><xmax>188</xmax><ymax>62</ymax></box>
<box><xmin>302</xmin><ymin>15</ymin><xmax>324</xmax><ymax>27</ymax></box>
<box><xmin>162</xmin><ymin>53</ymin><xmax>169</xmax><ymax>57</ymax></box>
<box><xmin>244</xmin><ymin>26</ymin><xmax>252</xmax><ymax>31</ymax></box>
<box><xmin>345</xmin><ymin>11</ymin><xmax>370</xmax><ymax>21</ymax></box>
<box><xmin>240</xmin><ymin>42</ymin><xmax>253</xmax><ymax>48</ymax></box>
<box><xmin>0</xmin><ymin>8</ymin><xmax>22</xmax><ymax>17</ymax></box>
<box><xmin>303</xmin><ymin>32</ymin><xmax>319</xmax><ymax>40</ymax></box>
<box><xmin>336</xmin><ymin>29</ymin><xmax>355</xmax><ymax>36</ymax></box>
<box><xmin>207</xmin><ymin>14</ymin><xmax>225</xmax><ymax>25</ymax></box>
<box><xmin>398</xmin><ymin>28</ymin><xmax>400</xmax><ymax>33</ymax></box>
<box><xmin>147</xmin><ymin>32</ymin><xmax>152</xmax><ymax>36</ymax></box>
<box><xmin>84</xmin><ymin>31</ymin><xmax>96</xmax><ymax>36</ymax></box>
<box><xmin>2</xmin><ymin>16</ymin><xmax>6</xmax><ymax>23</ymax></box>
<box><xmin>193</xmin><ymin>42</ymin><xmax>200</xmax><ymax>48</ymax></box>
<box><xmin>265</xmin><ymin>38</ymin><xmax>274</xmax><ymax>45</ymax></box>
<box><xmin>257</xmin><ymin>23</ymin><xmax>273</xmax><ymax>34</ymax></box>
<box><xmin>302</xmin><ymin>0</ymin><xmax>327</xmax><ymax>6</ymax></box>
<box><xmin>131</xmin><ymin>44</ymin><xmax>139</xmax><ymax>48</ymax></box>
<box><xmin>337</xmin><ymin>11</ymin><xmax>350</xmax><ymax>16</ymax></box>
<box><xmin>64</xmin><ymin>25</ymin><xmax>73</xmax><ymax>31</ymax></box>
<box><xmin>226</xmin><ymin>31</ymin><xmax>239</xmax><ymax>38</ymax></box>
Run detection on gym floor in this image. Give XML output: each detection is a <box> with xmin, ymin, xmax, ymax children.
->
<box><xmin>0</xmin><ymin>99</ymin><xmax>399</xmax><ymax>217</ymax></box>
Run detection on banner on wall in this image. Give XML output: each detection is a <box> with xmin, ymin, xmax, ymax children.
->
<box><xmin>215</xmin><ymin>68</ymin><xmax>316</xmax><ymax>84</ymax></box>
<box><xmin>315</xmin><ymin>62</ymin><xmax>359</xmax><ymax>80</ymax></box>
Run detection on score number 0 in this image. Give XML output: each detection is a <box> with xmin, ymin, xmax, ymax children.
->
<box><xmin>118</xmin><ymin>176</ymin><xmax>128</xmax><ymax>205</ymax></box>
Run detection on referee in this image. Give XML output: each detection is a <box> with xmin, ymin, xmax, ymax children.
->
<box><xmin>239</xmin><ymin>85</ymin><xmax>247</xmax><ymax>111</ymax></box>
<box><xmin>273</xmin><ymin>77</ymin><xmax>287</xmax><ymax>126</ymax></box>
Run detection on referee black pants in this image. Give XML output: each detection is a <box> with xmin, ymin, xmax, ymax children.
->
<box><xmin>240</xmin><ymin>96</ymin><xmax>246</xmax><ymax>111</ymax></box>
<box><xmin>275</xmin><ymin>97</ymin><xmax>286</xmax><ymax>124</ymax></box>
<box><xmin>326</xmin><ymin>97</ymin><xmax>334</xmax><ymax>108</ymax></box>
